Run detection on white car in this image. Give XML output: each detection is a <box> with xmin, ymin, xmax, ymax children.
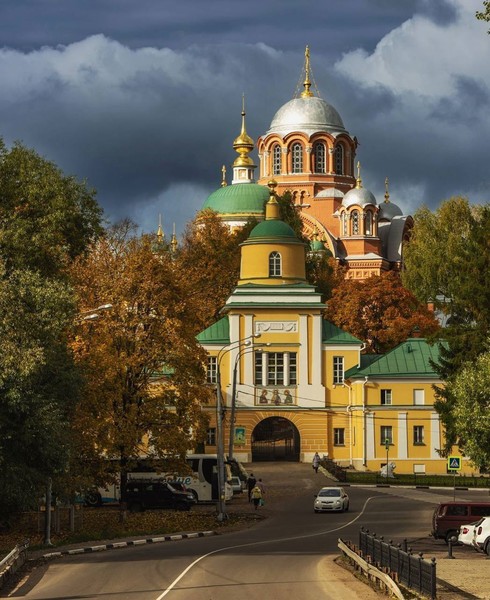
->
<box><xmin>473</xmin><ymin>516</ymin><xmax>490</xmax><ymax>555</ymax></box>
<box><xmin>228</xmin><ymin>476</ymin><xmax>244</xmax><ymax>494</ymax></box>
<box><xmin>314</xmin><ymin>486</ymin><xmax>349</xmax><ymax>513</ymax></box>
<box><xmin>458</xmin><ymin>520</ymin><xmax>481</xmax><ymax>547</ymax></box>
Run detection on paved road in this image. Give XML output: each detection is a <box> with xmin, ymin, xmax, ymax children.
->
<box><xmin>8</xmin><ymin>462</ymin><xmax>489</xmax><ymax>599</ymax></box>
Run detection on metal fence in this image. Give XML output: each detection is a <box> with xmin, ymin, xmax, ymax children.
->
<box><xmin>359</xmin><ymin>527</ymin><xmax>436</xmax><ymax>599</ymax></box>
<box><xmin>0</xmin><ymin>540</ymin><xmax>29</xmax><ymax>590</ymax></box>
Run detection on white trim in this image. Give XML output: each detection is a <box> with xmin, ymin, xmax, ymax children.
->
<box><xmin>398</xmin><ymin>412</ymin><xmax>408</xmax><ymax>459</ymax></box>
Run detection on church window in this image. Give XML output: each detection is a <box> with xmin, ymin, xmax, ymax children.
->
<box><xmin>255</xmin><ymin>352</ymin><xmax>297</xmax><ymax>386</ymax></box>
<box><xmin>365</xmin><ymin>211</ymin><xmax>373</xmax><ymax>235</ymax></box>
<box><xmin>292</xmin><ymin>143</ymin><xmax>303</xmax><ymax>173</ymax></box>
<box><xmin>334</xmin><ymin>145</ymin><xmax>344</xmax><ymax>174</ymax></box>
<box><xmin>273</xmin><ymin>144</ymin><xmax>281</xmax><ymax>175</ymax></box>
<box><xmin>352</xmin><ymin>210</ymin><xmax>360</xmax><ymax>235</ymax></box>
<box><xmin>313</xmin><ymin>142</ymin><xmax>326</xmax><ymax>173</ymax></box>
<box><xmin>341</xmin><ymin>212</ymin><xmax>347</xmax><ymax>236</ymax></box>
<box><xmin>333</xmin><ymin>356</ymin><xmax>344</xmax><ymax>384</ymax></box>
<box><xmin>206</xmin><ymin>356</ymin><xmax>217</xmax><ymax>384</ymax></box>
<box><xmin>269</xmin><ymin>251</ymin><xmax>281</xmax><ymax>276</ymax></box>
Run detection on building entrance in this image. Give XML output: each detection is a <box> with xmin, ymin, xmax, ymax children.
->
<box><xmin>251</xmin><ymin>417</ymin><xmax>300</xmax><ymax>461</ymax></box>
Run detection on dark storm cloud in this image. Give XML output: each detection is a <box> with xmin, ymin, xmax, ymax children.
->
<box><xmin>0</xmin><ymin>0</ymin><xmax>487</xmax><ymax>235</ymax></box>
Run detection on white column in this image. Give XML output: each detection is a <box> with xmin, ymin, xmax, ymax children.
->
<box><xmin>398</xmin><ymin>412</ymin><xmax>408</xmax><ymax>459</ymax></box>
<box><xmin>244</xmin><ymin>314</ymin><xmax>255</xmax><ymax>385</ymax></box>
<box><xmin>299</xmin><ymin>314</ymin><xmax>308</xmax><ymax>385</ymax></box>
<box><xmin>262</xmin><ymin>352</ymin><xmax>268</xmax><ymax>387</ymax></box>
<box><xmin>311</xmin><ymin>314</ymin><xmax>322</xmax><ymax>387</ymax></box>
<box><xmin>284</xmin><ymin>352</ymin><xmax>290</xmax><ymax>386</ymax></box>
<box><xmin>431</xmin><ymin>412</ymin><xmax>440</xmax><ymax>459</ymax></box>
<box><xmin>366</xmin><ymin>412</ymin><xmax>375</xmax><ymax>460</ymax></box>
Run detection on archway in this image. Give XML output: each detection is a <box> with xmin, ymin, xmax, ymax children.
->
<box><xmin>251</xmin><ymin>417</ymin><xmax>300</xmax><ymax>462</ymax></box>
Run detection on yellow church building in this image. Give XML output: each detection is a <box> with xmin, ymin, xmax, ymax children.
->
<box><xmin>197</xmin><ymin>183</ymin><xmax>472</xmax><ymax>476</ymax></box>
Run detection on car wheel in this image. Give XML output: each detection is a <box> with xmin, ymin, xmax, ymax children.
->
<box><xmin>85</xmin><ymin>491</ymin><xmax>102</xmax><ymax>507</ymax></box>
<box><xmin>445</xmin><ymin>531</ymin><xmax>458</xmax><ymax>545</ymax></box>
<box><xmin>485</xmin><ymin>540</ymin><xmax>490</xmax><ymax>557</ymax></box>
<box><xmin>189</xmin><ymin>489</ymin><xmax>198</xmax><ymax>502</ymax></box>
<box><xmin>344</xmin><ymin>502</ymin><xmax>349</xmax><ymax>512</ymax></box>
<box><xmin>129</xmin><ymin>502</ymin><xmax>143</xmax><ymax>513</ymax></box>
<box><xmin>314</xmin><ymin>509</ymin><xmax>319</xmax><ymax>513</ymax></box>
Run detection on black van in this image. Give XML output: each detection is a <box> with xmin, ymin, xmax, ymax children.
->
<box><xmin>431</xmin><ymin>502</ymin><xmax>490</xmax><ymax>543</ymax></box>
<box><xmin>125</xmin><ymin>479</ymin><xmax>196</xmax><ymax>512</ymax></box>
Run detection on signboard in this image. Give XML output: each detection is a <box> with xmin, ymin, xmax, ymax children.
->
<box><xmin>447</xmin><ymin>455</ymin><xmax>462</xmax><ymax>471</ymax></box>
<box><xmin>234</xmin><ymin>426</ymin><xmax>246</xmax><ymax>446</ymax></box>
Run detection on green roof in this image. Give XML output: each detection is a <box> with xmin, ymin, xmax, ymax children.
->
<box><xmin>203</xmin><ymin>183</ymin><xmax>269</xmax><ymax>214</ymax></box>
<box><xmin>196</xmin><ymin>316</ymin><xmax>230</xmax><ymax>344</ymax></box>
<box><xmin>246</xmin><ymin>218</ymin><xmax>299</xmax><ymax>241</ymax></box>
<box><xmin>345</xmin><ymin>338</ymin><xmax>443</xmax><ymax>379</ymax></box>
<box><xmin>322</xmin><ymin>320</ymin><xmax>363</xmax><ymax>345</ymax></box>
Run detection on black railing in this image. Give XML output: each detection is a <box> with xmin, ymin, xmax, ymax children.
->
<box><xmin>359</xmin><ymin>528</ymin><xmax>436</xmax><ymax>599</ymax></box>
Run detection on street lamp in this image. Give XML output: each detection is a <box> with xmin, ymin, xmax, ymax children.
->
<box><xmin>215</xmin><ymin>333</ymin><xmax>260</xmax><ymax>521</ymax></box>
<box><xmin>228</xmin><ymin>342</ymin><xmax>269</xmax><ymax>460</ymax></box>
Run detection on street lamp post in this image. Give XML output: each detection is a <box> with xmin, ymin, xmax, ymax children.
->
<box><xmin>215</xmin><ymin>334</ymin><xmax>260</xmax><ymax>521</ymax></box>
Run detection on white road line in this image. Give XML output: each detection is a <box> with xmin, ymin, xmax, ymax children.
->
<box><xmin>154</xmin><ymin>495</ymin><xmax>381</xmax><ymax>598</ymax></box>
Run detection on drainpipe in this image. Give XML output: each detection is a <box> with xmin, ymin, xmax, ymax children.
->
<box><xmin>362</xmin><ymin>376</ymin><xmax>369</xmax><ymax>467</ymax></box>
<box><xmin>343</xmin><ymin>380</ymin><xmax>354</xmax><ymax>468</ymax></box>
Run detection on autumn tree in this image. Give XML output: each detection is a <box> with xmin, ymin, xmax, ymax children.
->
<box><xmin>69</xmin><ymin>221</ymin><xmax>211</xmax><ymax>496</ymax></box>
<box><xmin>402</xmin><ymin>197</ymin><xmax>490</xmax><ymax>455</ymax></box>
<box><xmin>175</xmin><ymin>209</ymin><xmax>254</xmax><ymax>333</ymax></box>
<box><xmin>476</xmin><ymin>1</ymin><xmax>490</xmax><ymax>32</ymax></box>
<box><xmin>325</xmin><ymin>271</ymin><xmax>440</xmax><ymax>353</ymax></box>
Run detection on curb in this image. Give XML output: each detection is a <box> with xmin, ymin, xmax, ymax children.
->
<box><xmin>40</xmin><ymin>530</ymin><xmax>217</xmax><ymax>559</ymax></box>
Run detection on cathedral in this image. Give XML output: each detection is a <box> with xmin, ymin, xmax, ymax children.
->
<box><xmin>203</xmin><ymin>47</ymin><xmax>413</xmax><ymax>279</ymax></box>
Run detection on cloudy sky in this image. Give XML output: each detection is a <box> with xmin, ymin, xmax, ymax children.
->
<box><xmin>0</xmin><ymin>0</ymin><xmax>488</xmax><ymax>236</ymax></box>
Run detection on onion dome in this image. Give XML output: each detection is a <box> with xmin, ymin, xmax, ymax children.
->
<box><xmin>203</xmin><ymin>183</ymin><xmax>269</xmax><ymax>215</ymax></box>
<box><xmin>265</xmin><ymin>47</ymin><xmax>346</xmax><ymax>137</ymax></box>
<box><xmin>342</xmin><ymin>161</ymin><xmax>377</xmax><ymax>208</ymax></box>
<box><xmin>378</xmin><ymin>177</ymin><xmax>403</xmax><ymax>221</ymax></box>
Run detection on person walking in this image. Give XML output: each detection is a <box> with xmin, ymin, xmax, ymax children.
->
<box><xmin>312</xmin><ymin>452</ymin><xmax>320</xmax><ymax>474</ymax></box>
<box><xmin>256</xmin><ymin>478</ymin><xmax>266</xmax><ymax>496</ymax></box>
<box><xmin>247</xmin><ymin>473</ymin><xmax>257</xmax><ymax>502</ymax></box>
<box><xmin>251</xmin><ymin>483</ymin><xmax>262</xmax><ymax>510</ymax></box>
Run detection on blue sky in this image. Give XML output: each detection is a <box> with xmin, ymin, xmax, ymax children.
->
<box><xmin>0</xmin><ymin>0</ymin><xmax>488</xmax><ymax>236</ymax></box>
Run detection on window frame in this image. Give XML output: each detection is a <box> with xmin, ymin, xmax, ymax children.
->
<box><xmin>269</xmin><ymin>251</ymin><xmax>282</xmax><ymax>277</ymax></box>
<box><xmin>206</xmin><ymin>356</ymin><xmax>217</xmax><ymax>384</ymax></box>
<box><xmin>333</xmin><ymin>356</ymin><xmax>344</xmax><ymax>385</ymax></box>
<box><xmin>413</xmin><ymin>425</ymin><xmax>425</xmax><ymax>445</ymax></box>
<box><xmin>334</xmin><ymin>145</ymin><xmax>344</xmax><ymax>174</ymax></box>
<box><xmin>381</xmin><ymin>389</ymin><xmax>392</xmax><ymax>405</ymax></box>
<box><xmin>313</xmin><ymin>141</ymin><xmax>326</xmax><ymax>173</ymax></box>
<box><xmin>292</xmin><ymin>142</ymin><xmax>303</xmax><ymax>173</ymax></box>
<box><xmin>273</xmin><ymin>144</ymin><xmax>281</xmax><ymax>175</ymax></box>
<box><xmin>380</xmin><ymin>425</ymin><xmax>393</xmax><ymax>445</ymax></box>
<box><xmin>334</xmin><ymin>428</ymin><xmax>345</xmax><ymax>446</ymax></box>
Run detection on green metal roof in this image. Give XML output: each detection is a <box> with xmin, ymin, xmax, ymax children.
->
<box><xmin>322</xmin><ymin>320</ymin><xmax>363</xmax><ymax>345</ymax></box>
<box><xmin>345</xmin><ymin>338</ymin><xmax>443</xmax><ymax>379</ymax></box>
<box><xmin>203</xmin><ymin>183</ymin><xmax>269</xmax><ymax>214</ymax></box>
<box><xmin>246</xmin><ymin>218</ymin><xmax>299</xmax><ymax>241</ymax></box>
<box><xmin>196</xmin><ymin>316</ymin><xmax>230</xmax><ymax>344</ymax></box>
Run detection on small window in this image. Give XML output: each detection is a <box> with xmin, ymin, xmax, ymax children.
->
<box><xmin>273</xmin><ymin>144</ymin><xmax>281</xmax><ymax>175</ymax></box>
<box><xmin>334</xmin><ymin>145</ymin><xmax>344</xmax><ymax>174</ymax></box>
<box><xmin>380</xmin><ymin>425</ymin><xmax>393</xmax><ymax>445</ymax></box>
<box><xmin>269</xmin><ymin>251</ymin><xmax>281</xmax><ymax>277</ymax></box>
<box><xmin>206</xmin><ymin>427</ymin><xmax>216</xmax><ymax>446</ymax></box>
<box><xmin>413</xmin><ymin>389</ymin><xmax>425</xmax><ymax>405</ymax></box>
<box><xmin>334</xmin><ymin>428</ymin><xmax>345</xmax><ymax>446</ymax></box>
<box><xmin>413</xmin><ymin>425</ymin><xmax>425</xmax><ymax>445</ymax></box>
<box><xmin>381</xmin><ymin>389</ymin><xmax>392</xmax><ymax>405</ymax></box>
<box><xmin>365</xmin><ymin>211</ymin><xmax>373</xmax><ymax>235</ymax></box>
<box><xmin>313</xmin><ymin>142</ymin><xmax>326</xmax><ymax>173</ymax></box>
<box><xmin>292</xmin><ymin>143</ymin><xmax>303</xmax><ymax>173</ymax></box>
<box><xmin>333</xmin><ymin>356</ymin><xmax>344</xmax><ymax>385</ymax></box>
<box><xmin>352</xmin><ymin>210</ymin><xmax>360</xmax><ymax>235</ymax></box>
<box><xmin>206</xmin><ymin>356</ymin><xmax>217</xmax><ymax>384</ymax></box>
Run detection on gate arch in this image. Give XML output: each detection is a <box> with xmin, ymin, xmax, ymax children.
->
<box><xmin>251</xmin><ymin>417</ymin><xmax>300</xmax><ymax>462</ymax></box>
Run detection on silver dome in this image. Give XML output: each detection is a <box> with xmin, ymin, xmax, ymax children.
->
<box><xmin>267</xmin><ymin>96</ymin><xmax>346</xmax><ymax>137</ymax></box>
<box><xmin>379</xmin><ymin>201</ymin><xmax>403</xmax><ymax>221</ymax></box>
<box><xmin>342</xmin><ymin>187</ymin><xmax>377</xmax><ymax>208</ymax></box>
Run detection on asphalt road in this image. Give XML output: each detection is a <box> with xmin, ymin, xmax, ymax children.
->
<box><xmin>8</xmin><ymin>462</ymin><xmax>487</xmax><ymax>600</ymax></box>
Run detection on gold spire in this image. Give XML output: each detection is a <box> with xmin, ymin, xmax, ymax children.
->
<box><xmin>301</xmin><ymin>46</ymin><xmax>314</xmax><ymax>98</ymax></box>
<box><xmin>157</xmin><ymin>214</ymin><xmax>164</xmax><ymax>243</ymax></box>
<box><xmin>221</xmin><ymin>165</ymin><xmax>227</xmax><ymax>187</ymax></box>
<box><xmin>384</xmin><ymin>177</ymin><xmax>390</xmax><ymax>203</ymax></box>
<box><xmin>355</xmin><ymin>161</ymin><xmax>363</xmax><ymax>189</ymax></box>
<box><xmin>233</xmin><ymin>94</ymin><xmax>255</xmax><ymax>167</ymax></box>
<box><xmin>265</xmin><ymin>180</ymin><xmax>280</xmax><ymax>220</ymax></box>
<box><xmin>170</xmin><ymin>223</ymin><xmax>178</xmax><ymax>254</ymax></box>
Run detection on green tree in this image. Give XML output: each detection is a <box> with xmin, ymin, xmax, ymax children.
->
<box><xmin>0</xmin><ymin>264</ymin><xmax>79</xmax><ymax>517</ymax></box>
<box><xmin>450</xmin><ymin>349</ymin><xmax>490</xmax><ymax>470</ymax></box>
<box><xmin>476</xmin><ymin>1</ymin><xmax>490</xmax><ymax>32</ymax></box>
<box><xmin>69</xmin><ymin>222</ymin><xmax>211</xmax><ymax>495</ymax></box>
<box><xmin>0</xmin><ymin>139</ymin><xmax>103</xmax><ymax>277</ymax></box>
<box><xmin>325</xmin><ymin>271</ymin><xmax>440</xmax><ymax>353</ymax></box>
<box><xmin>402</xmin><ymin>198</ymin><xmax>490</xmax><ymax>453</ymax></box>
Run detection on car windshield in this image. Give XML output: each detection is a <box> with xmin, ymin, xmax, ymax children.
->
<box><xmin>318</xmin><ymin>489</ymin><xmax>341</xmax><ymax>497</ymax></box>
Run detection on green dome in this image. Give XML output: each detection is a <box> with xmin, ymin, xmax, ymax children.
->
<box><xmin>203</xmin><ymin>183</ymin><xmax>269</xmax><ymax>215</ymax></box>
<box><xmin>248</xmin><ymin>218</ymin><xmax>298</xmax><ymax>241</ymax></box>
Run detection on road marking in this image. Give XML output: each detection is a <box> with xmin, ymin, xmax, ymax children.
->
<box><xmin>154</xmin><ymin>495</ymin><xmax>381</xmax><ymax>599</ymax></box>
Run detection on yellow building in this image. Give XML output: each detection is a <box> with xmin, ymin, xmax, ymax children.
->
<box><xmin>197</xmin><ymin>184</ymin><xmax>471</xmax><ymax>476</ymax></box>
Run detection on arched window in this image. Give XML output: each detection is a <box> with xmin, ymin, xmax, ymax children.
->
<box><xmin>273</xmin><ymin>144</ymin><xmax>282</xmax><ymax>175</ymax></box>
<box><xmin>352</xmin><ymin>210</ymin><xmax>359</xmax><ymax>235</ymax></box>
<box><xmin>313</xmin><ymin>142</ymin><xmax>326</xmax><ymax>173</ymax></box>
<box><xmin>292</xmin><ymin>143</ymin><xmax>303</xmax><ymax>173</ymax></box>
<box><xmin>341</xmin><ymin>212</ymin><xmax>347</xmax><ymax>236</ymax></box>
<box><xmin>365</xmin><ymin>211</ymin><xmax>373</xmax><ymax>236</ymax></box>
<box><xmin>269</xmin><ymin>251</ymin><xmax>281</xmax><ymax>276</ymax></box>
<box><xmin>334</xmin><ymin>145</ymin><xmax>344</xmax><ymax>174</ymax></box>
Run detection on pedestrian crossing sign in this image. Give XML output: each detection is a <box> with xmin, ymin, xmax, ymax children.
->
<box><xmin>447</xmin><ymin>456</ymin><xmax>461</xmax><ymax>471</ymax></box>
